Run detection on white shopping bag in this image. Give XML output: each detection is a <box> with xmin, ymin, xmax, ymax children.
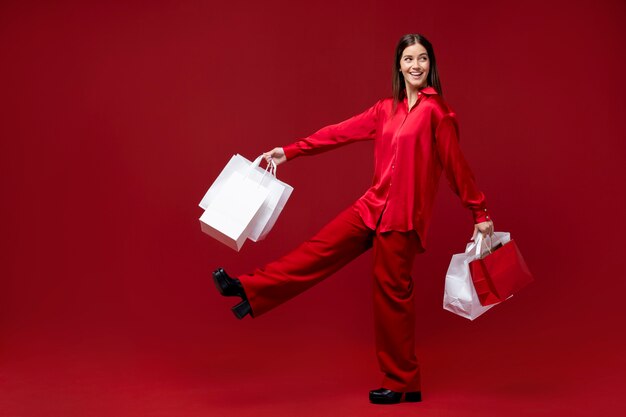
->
<box><xmin>198</xmin><ymin>155</ymin><xmax>272</xmax><ymax>251</ymax></box>
<box><xmin>443</xmin><ymin>231</ymin><xmax>511</xmax><ymax>320</ymax></box>
<box><xmin>246</xmin><ymin>161</ymin><xmax>293</xmax><ymax>242</ymax></box>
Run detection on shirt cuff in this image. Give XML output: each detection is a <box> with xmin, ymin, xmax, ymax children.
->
<box><xmin>473</xmin><ymin>207</ymin><xmax>491</xmax><ymax>224</ymax></box>
<box><xmin>282</xmin><ymin>143</ymin><xmax>301</xmax><ymax>161</ymax></box>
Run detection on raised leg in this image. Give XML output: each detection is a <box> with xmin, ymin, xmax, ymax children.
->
<box><xmin>238</xmin><ymin>204</ymin><xmax>374</xmax><ymax>317</ymax></box>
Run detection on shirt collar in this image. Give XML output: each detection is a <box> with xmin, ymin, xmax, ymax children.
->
<box><xmin>402</xmin><ymin>86</ymin><xmax>438</xmax><ymax>97</ymax></box>
<box><xmin>418</xmin><ymin>86</ymin><xmax>438</xmax><ymax>95</ymax></box>
<box><xmin>401</xmin><ymin>86</ymin><xmax>438</xmax><ymax>108</ymax></box>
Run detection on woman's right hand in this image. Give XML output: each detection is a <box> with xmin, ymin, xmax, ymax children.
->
<box><xmin>263</xmin><ymin>147</ymin><xmax>287</xmax><ymax>166</ymax></box>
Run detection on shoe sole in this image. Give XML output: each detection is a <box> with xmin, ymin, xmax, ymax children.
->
<box><xmin>212</xmin><ymin>269</ymin><xmax>228</xmax><ymax>296</ymax></box>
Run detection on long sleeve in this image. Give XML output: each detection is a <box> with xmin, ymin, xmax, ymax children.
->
<box><xmin>282</xmin><ymin>99</ymin><xmax>382</xmax><ymax>160</ymax></box>
<box><xmin>434</xmin><ymin>113</ymin><xmax>491</xmax><ymax>224</ymax></box>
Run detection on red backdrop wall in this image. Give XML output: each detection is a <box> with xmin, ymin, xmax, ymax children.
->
<box><xmin>1</xmin><ymin>1</ymin><xmax>625</xmax><ymax>416</ymax></box>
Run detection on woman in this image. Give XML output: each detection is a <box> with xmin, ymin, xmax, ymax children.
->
<box><xmin>212</xmin><ymin>33</ymin><xmax>494</xmax><ymax>405</ymax></box>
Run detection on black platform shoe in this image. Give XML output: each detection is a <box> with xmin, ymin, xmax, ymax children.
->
<box><xmin>369</xmin><ymin>388</ymin><xmax>422</xmax><ymax>404</ymax></box>
<box><xmin>212</xmin><ymin>268</ymin><xmax>245</xmax><ymax>297</ymax></box>
<box><xmin>212</xmin><ymin>268</ymin><xmax>252</xmax><ymax>319</ymax></box>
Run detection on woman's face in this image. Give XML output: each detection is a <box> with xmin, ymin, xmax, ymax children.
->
<box><xmin>399</xmin><ymin>43</ymin><xmax>430</xmax><ymax>91</ymax></box>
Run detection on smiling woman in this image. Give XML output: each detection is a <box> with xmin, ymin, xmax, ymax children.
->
<box><xmin>392</xmin><ymin>33</ymin><xmax>442</xmax><ymax>115</ymax></box>
<box><xmin>400</xmin><ymin>44</ymin><xmax>430</xmax><ymax>103</ymax></box>
<box><xmin>212</xmin><ymin>32</ymin><xmax>494</xmax><ymax>405</ymax></box>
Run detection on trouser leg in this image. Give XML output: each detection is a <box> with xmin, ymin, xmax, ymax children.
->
<box><xmin>238</xmin><ymin>204</ymin><xmax>373</xmax><ymax>318</ymax></box>
<box><xmin>372</xmin><ymin>229</ymin><xmax>423</xmax><ymax>392</ymax></box>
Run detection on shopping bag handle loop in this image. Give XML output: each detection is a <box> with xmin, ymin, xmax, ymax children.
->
<box><xmin>475</xmin><ymin>233</ymin><xmax>494</xmax><ymax>259</ymax></box>
<box><xmin>244</xmin><ymin>155</ymin><xmax>278</xmax><ymax>189</ymax></box>
<box><xmin>247</xmin><ymin>155</ymin><xmax>277</xmax><ymax>176</ymax></box>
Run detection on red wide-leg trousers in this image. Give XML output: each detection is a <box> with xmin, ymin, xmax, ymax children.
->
<box><xmin>237</xmin><ymin>203</ymin><xmax>424</xmax><ymax>391</ymax></box>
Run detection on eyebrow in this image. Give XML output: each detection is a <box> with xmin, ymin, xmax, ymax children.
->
<box><xmin>403</xmin><ymin>53</ymin><xmax>428</xmax><ymax>58</ymax></box>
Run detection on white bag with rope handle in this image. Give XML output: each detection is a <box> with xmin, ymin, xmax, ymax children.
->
<box><xmin>245</xmin><ymin>157</ymin><xmax>293</xmax><ymax>242</ymax></box>
<box><xmin>199</xmin><ymin>154</ymin><xmax>274</xmax><ymax>251</ymax></box>
<box><xmin>199</xmin><ymin>154</ymin><xmax>293</xmax><ymax>250</ymax></box>
<box><xmin>443</xmin><ymin>231</ymin><xmax>512</xmax><ymax>320</ymax></box>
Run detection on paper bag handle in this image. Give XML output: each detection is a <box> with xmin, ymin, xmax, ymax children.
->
<box><xmin>244</xmin><ymin>155</ymin><xmax>277</xmax><ymax>189</ymax></box>
<box><xmin>248</xmin><ymin>155</ymin><xmax>277</xmax><ymax>175</ymax></box>
<box><xmin>474</xmin><ymin>233</ymin><xmax>495</xmax><ymax>259</ymax></box>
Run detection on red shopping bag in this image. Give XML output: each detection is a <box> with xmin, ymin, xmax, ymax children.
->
<box><xmin>469</xmin><ymin>239</ymin><xmax>534</xmax><ymax>306</ymax></box>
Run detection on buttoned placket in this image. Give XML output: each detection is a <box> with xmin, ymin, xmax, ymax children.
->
<box><xmin>390</xmin><ymin>91</ymin><xmax>423</xmax><ymax>188</ymax></box>
<box><xmin>382</xmin><ymin>91</ymin><xmax>424</xmax><ymax>220</ymax></box>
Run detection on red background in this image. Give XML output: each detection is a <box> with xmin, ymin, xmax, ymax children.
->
<box><xmin>2</xmin><ymin>0</ymin><xmax>625</xmax><ymax>416</ymax></box>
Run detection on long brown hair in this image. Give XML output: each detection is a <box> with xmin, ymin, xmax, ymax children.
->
<box><xmin>392</xmin><ymin>33</ymin><xmax>443</xmax><ymax>115</ymax></box>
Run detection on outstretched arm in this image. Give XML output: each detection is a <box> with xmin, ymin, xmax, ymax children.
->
<box><xmin>435</xmin><ymin>112</ymin><xmax>494</xmax><ymax>238</ymax></box>
<box><xmin>279</xmin><ymin>99</ymin><xmax>383</xmax><ymax>162</ymax></box>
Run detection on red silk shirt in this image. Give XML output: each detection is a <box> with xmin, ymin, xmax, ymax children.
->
<box><xmin>282</xmin><ymin>86</ymin><xmax>490</xmax><ymax>248</ymax></box>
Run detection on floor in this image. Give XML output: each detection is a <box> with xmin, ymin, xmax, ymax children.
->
<box><xmin>1</xmin><ymin>323</ymin><xmax>621</xmax><ymax>417</ymax></box>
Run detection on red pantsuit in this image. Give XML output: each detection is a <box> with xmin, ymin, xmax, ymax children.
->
<box><xmin>236</xmin><ymin>86</ymin><xmax>491</xmax><ymax>392</ymax></box>
<box><xmin>237</xmin><ymin>203</ymin><xmax>424</xmax><ymax>391</ymax></box>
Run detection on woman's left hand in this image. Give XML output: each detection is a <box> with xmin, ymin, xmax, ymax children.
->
<box><xmin>473</xmin><ymin>220</ymin><xmax>494</xmax><ymax>240</ymax></box>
